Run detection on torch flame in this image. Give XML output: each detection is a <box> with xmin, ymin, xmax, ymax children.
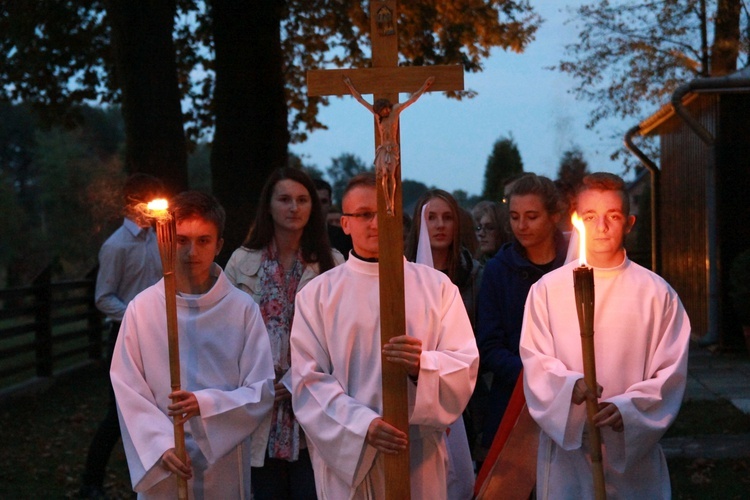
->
<box><xmin>146</xmin><ymin>198</ymin><xmax>171</xmax><ymax>222</ymax></box>
<box><xmin>571</xmin><ymin>212</ymin><xmax>587</xmax><ymax>267</ymax></box>
<box><xmin>147</xmin><ymin>198</ymin><xmax>169</xmax><ymax>212</ymax></box>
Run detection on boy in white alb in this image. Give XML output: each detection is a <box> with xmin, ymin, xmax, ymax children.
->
<box><xmin>111</xmin><ymin>191</ymin><xmax>275</xmax><ymax>498</ymax></box>
<box><xmin>520</xmin><ymin>173</ymin><xmax>691</xmax><ymax>498</ymax></box>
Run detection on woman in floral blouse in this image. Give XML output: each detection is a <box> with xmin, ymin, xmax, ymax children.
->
<box><xmin>226</xmin><ymin>167</ymin><xmax>344</xmax><ymax>499</ymax></box>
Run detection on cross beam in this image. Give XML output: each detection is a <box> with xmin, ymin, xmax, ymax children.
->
<box><xmin>307</xmin><ymin>66</ymin><xmax>464</xmax><ymax>96</ymax></box>
<box><xmin>306</xmin><ymin>2</ymin><xmax>463</xmax><ymax>497</ymax></box>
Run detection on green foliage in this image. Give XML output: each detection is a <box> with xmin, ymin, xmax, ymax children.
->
<box><xmin>0</xmin><ymin>1</ymin><xmax>542</xmax><ymax>145</ymax></box>
<box><xmin>34</xmin><ymin>126</ymin><xmax>124</xmax><ymax>277</ymax></box>
<box><xmin>257</xmin><ymin>0</ymin><xmax>541</xmax><ymax>143</ymax></box>
<box><xmin>0</xmin><ymin>0</ymin><xmax>113</xmax><ymax>126</ymax></box>
<box><xmin>481</xmin><ymin>134</ymin><xmax>524</xmax><ymax>202</ymax></box>
<box><xmin>0</xmin><ymin>103</ymin><xmax>125</xmax><ymax>284</ymax></box>
<box><xmin>325</xmin><ymin>153</ymin><xmax>371</xmax><ymax>206</ymax></box>
<box><xmin>556</xmin><ymin>1</ymin><xmax>748</xmax><ymax>125</ymax></box>
<box><xmin>555</xmin><ymin>0</ymin><xmax>748</xmax><ymax>170</ymax></box>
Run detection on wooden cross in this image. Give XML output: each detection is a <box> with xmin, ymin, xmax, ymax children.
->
<box><xmin>307</xmin><ymin>1</ymin><xmax>463</xmax><ymax>497</ymax></box>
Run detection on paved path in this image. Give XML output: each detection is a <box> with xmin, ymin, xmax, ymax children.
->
<box><xmin>661</xmin><ymin>344</ymin><xmax>750</xmax><ymax>459</ymax></box>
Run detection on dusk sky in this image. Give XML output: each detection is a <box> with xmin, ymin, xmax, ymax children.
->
<box><xmin>291</xmin><ymin>2</ymin><xmax>636</xmax><ymax>197</ymax></box>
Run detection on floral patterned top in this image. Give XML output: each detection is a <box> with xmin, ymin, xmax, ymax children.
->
<box><xmin>259</xmin><ymin>245</ymin><xmax>303</xmax><ymax>461</ymax></box>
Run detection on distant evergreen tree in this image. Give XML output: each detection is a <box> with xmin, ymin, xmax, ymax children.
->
<box><xmin>452</xmin><ymin>189</ymin><xmax>483</xmax><ymax>210</ymax></box>
<box><xmin>402</xmin><ymin>179</ymin><xmax>434</xmax><ymax>215</ymax></box>
<box><xmin>325</xmin><ymin>153</ymin><xmax>371</xmax><ymax>206</ymax></box>
<box><xmin>556</xmin><ymin>146</ymin><xmax>589</xmax><ymax>191</ymax></box>
<box><xmin>555</xmin><ymin>146</ymin><xmax>590</xmax><ymax>227</ymax></box>
<box><xmin>481</xmin><ymin>134</ymin><xmax>523</xmax><ymax>202</ymax></box>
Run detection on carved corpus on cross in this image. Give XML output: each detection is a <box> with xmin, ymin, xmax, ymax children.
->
<box><xmin>307</xmin><ymin>1</ymin><xmax>463</xmax><ymax>497</ymax></box>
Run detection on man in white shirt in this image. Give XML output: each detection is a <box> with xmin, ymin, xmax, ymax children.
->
<box><xmin>80</xmin><ymin>173</ymin><xmax>164</xmax><ymax>499</ymax></box>
<box><xmin>110</xmin><ymin>191</ymin><xmax>275</xmax><ymax>498</ymax></box>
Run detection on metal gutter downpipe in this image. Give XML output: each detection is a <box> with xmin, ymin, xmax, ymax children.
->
<box><xmin>670</xmin><ymin>71</ymin><xmax>750</xmax><ymax>144</ymax></box>
<box><xmin>671</xmin><ymin>73</ymin><xmax>750</xmax><ymax>345</ymax></box>
<box><xmin>624</xmin><ymin>126</ymin><xmax>660</xmax><ymax>275</ymax></box>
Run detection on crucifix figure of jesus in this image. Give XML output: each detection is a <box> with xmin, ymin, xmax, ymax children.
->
<box><xmin>343</xmin><ymin>75</ymin><xmax>434</xmax><ymax>215</ymax></box>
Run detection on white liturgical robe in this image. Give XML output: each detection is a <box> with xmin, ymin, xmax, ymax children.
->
<box><xmin>111</xmin><ymin>264</ymin><xmax>275</xmax><ymax>498</ymax></box>
<box><xmin>520</xmin><ymin>258</ymin><xmax>691</xmax><ymax>499</ymax></box>
<box><xmin>290</xmin><ymin>256</ymin><xmax>479</xmax><ymax>499</ymax></box>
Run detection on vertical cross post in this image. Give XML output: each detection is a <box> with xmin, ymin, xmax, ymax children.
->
<box><xmin>306</xmin><ymin>2</ymin><xmax>463</xmax><ymax>497</ymax></box>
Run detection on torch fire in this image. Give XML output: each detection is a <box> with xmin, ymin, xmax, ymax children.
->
<box><xmin>571</xmin><ymin>211</ymin><xmax>606</xmax><ymax>500</ymax></box>
<box><xmin>146</xmin><ymin>199</ymin><xmax>188</xmax><ymax>500</ymax></box>
<box><xmin>571</xmin><ymin>212</ymin><xmax>587</xmax><ymax>267</ymax></box>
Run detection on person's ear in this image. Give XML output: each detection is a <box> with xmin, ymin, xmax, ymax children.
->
<box><xmin>215</xmin><ymin>238</ymin><xmax>224</xmax><ymax>256</ymax></box>
<box><xmin>625</xmin><ymin>215</ymin><xmax>636</xmax><ymax>234</ymax></box>
<box><xmin>341</xmin><ymin>215</ymin><xmax>352</xmax><ymax>236</ymax></box>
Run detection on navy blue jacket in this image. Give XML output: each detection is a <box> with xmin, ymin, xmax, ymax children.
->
<box><xmin>476</xmin><ymin>232</ymin><xmax>568</xmax><ymax>448</ymax></box>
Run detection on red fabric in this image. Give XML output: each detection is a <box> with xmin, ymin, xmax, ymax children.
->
<box><xmin>474</xmin><ymin>369</ymin><xmax>526</xmax><ymax>496</ymax></box>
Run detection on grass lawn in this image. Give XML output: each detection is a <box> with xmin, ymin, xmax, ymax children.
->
<box><xmin>0</xmin><ymin>366</ymin><xmax>748</xmax><ymax>498</ymax></box>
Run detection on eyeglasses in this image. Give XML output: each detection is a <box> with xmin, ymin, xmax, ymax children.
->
<box><xmin>342</xmin><ymin>211</ymin><xmax>377</xmax><ymax>222</ymax></box>
<box><xmin>475</xmin><ymin>224</ymin><xmax>497</xmax><ymax>233</ymax></box>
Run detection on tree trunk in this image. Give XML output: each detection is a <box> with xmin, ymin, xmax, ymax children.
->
<box><xmin>211</xmin><ymin>0</ymin><xmax>289</xmax><ymax>265</ymax></box>
<box><xmin>105</xmin><ymin>0</ymin><xmax>188</xmax><ymax>193</ymax></box>
<box><xmin>711</xmin><ymin>0</ymin><xmax>741</xmax><ymax>76</ymax></box>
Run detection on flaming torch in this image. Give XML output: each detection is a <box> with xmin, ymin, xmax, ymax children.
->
<box><xmin>571</xmin><ymin>212</ymin><xmax>606</xmax><ymax>500</ymax></box>
<box><xmin>146</xmin><ymin>199</ymin><xmax>188</xmax><ymax>500</ymax></box>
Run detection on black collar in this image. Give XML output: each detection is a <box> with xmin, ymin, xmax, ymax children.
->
<box><xmin>351</xmin><ymin>250</ymin><xmax>379</xmax><ymax>263</ymax></box>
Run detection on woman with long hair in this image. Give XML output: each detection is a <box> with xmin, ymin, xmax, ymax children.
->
<box><xmin>405</xmin><ymin>189</ymin><xmax>483</xmax><ymax>327</ymax></box>
<box><xmin>475</xmin><ymin>173</ymin><xmax>567</xmax><ymax>461</ymax></box>
<box><xmin>225</xmin><ymin>167</ymin><xmax>343</xmax><ymax>499</ymax></box>
<box><xmin>405</xmin><ymin>188</ymin><xmax>482</xmax><ymax>500</ymax></box>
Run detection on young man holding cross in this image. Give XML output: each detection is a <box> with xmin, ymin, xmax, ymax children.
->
<box><xmin>110</xmin><ymin>191</ymin><xmax>275</xmax><ymax>497</ymax></box>
<box><xmin>290</xmin><ymin>173</ymin><xmax>479</xmax><ymax>499</ymax></box>
<box><xmin>519</xmin><ymin>172</ymin><xmax>691</xmax><ymax>498</ymax></box>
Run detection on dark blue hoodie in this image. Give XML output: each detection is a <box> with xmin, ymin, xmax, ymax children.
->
<box><xmin>475</xmin><ymin>231</ymin><xmax>568</xmax><ymax>448</ymax></box>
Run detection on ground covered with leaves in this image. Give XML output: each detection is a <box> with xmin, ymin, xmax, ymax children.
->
<box><xmin>1</xmin><ymin>365</ymin><xmax>749</xmax><ymax>498</ymax></box>
<box><xmin>0</xmin><ymin>364</ymin><xmax>133</xmax><ymax>498</ymax></box>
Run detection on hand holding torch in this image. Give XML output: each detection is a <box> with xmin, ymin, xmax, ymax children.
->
<box><xmin>147</xmin><ymin>199</ymin><xmax>188</xmax><ymax>500</ymax></box>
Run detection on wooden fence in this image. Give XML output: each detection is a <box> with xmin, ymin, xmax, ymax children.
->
<box><xmin>0</xmin><ymin>266</ymin><xmax>106</xmax><ymax>391</ymax></box>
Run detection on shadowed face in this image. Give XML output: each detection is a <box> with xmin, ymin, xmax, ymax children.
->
<box><xmin>270</xmin><ymin>179</ymin><xmax>312</xmax><ymax>234</ymax></box>
<box><xmin>316</xmin><ymin>188</ymin><xmax>331</xmax><ymax>216</ymax></box>
<box><xmin>577</xmin><ymin>188</ymin><xmax>635</xmax><ymax>268</ymax></box>
<box><xmin>176</xmin><ymin>216</ymin><xmax>223</xmax><ymax>285</ymax></box>
<box><xmin>425</xmin><ymin>197</ymin><xmax>455</xmax><ymax>253</ymax></box>
<box><xmin>476</xmin><ymin>213</ymin><xmax>500</xmax><ymax>256</ymax></box>
<box><xmin>341</xmin><ymin>186</ymin><xmax>378</xmax><ymax>259</ymax></box>
<box><xmin>509</xmin><ymin>194</ymin><xmax>559</xmax><ymax>253</ymax></box>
